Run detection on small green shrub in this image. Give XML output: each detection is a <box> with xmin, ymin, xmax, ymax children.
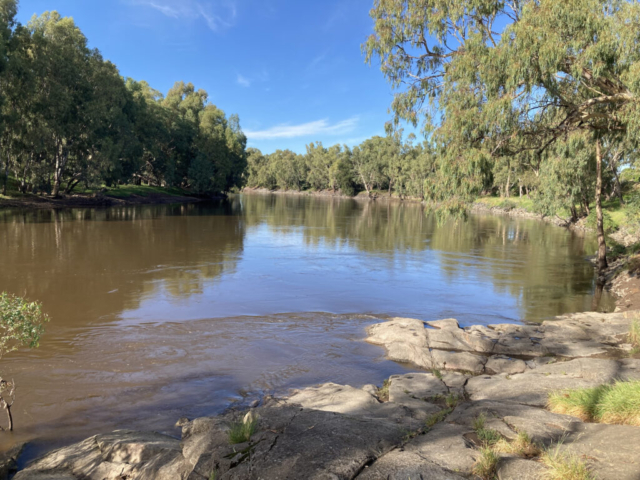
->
<box><xmin>228</xmin><ymin>418</ymin><xmax>258</xmax><ymax>444</ymax></box>
<box><xmin>0</xmin><ymin>292</ymin><xmax>49</xmax><ymax>361</ymax></box>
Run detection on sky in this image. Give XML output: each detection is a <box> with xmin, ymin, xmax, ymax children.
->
<box><xmin>16</xmin><ymin>0</ymin><xmax>406</xmax><ymax>154</ymax></box>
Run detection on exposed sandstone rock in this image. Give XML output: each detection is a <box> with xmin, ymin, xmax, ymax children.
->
<box><xmin>13</xmin><ymin>310</ymin><xmax>640</xmax><ymax>480</ymax></box>
<box><xmin>497</xmin><ymin>457</ymin><xmax>547</xmax><ymax>480</ymax></box>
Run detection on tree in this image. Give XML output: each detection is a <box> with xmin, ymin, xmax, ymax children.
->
<box><xmin>365</xmin><ymin>0</ymin><xmax>640</xmax><ymax>271</ymax></box>
<box><xmin>0</xmin><ymin>292</ymin><xmax>49</xmax><ymax>431</ymax></box>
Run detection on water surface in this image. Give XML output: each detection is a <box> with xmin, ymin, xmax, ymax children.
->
<box><xmin>0</xmin><ymin>194</ymin><xmax>613</xmax><ymax>455</ymax></box>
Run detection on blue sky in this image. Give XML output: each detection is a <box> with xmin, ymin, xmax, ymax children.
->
<box><xmin>17</xmin><ymin>0</ymin><xmax>403</xmax><ymax>154</ymax></box>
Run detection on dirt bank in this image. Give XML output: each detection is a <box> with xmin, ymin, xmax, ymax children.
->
<box><xmin>0</xmin><ymin>192</ymin><xmax>208</xmax><ymax>210</ymax></box>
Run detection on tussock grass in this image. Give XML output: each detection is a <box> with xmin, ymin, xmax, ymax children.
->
<box><xmin>377</xmin><ymin>379</ymin><xmax>390</xmax><ymax>402</ymax></box>
<box><xmin>228</xmin><ymin>417</ymin><xmax>258</xmax><ymax>444</ymax></box>
<box><xmin>629</xmin><ymin>319</ymin><xmax>640</xmax><ymax>348</ymax></box>
<box><xmin>492</xmin><ymin>431</ymin><xmax>541</xmax><ymax>457</ymax></box>
<box><xmin>548</xmin><ymin>381</ymin><xmax>640</xmax><ymax>426</ymax></box>
<box><xmin>541</xmin><ymin>444</ymin><xmax>595</xmax><ymax>480</ymax></box>
<box><xmin>472</xmin><ymin>413</ymin><xmax>502</xmax><ymax>447</ymax></box>
<box><xmin>472</xmin><ymin>446</ymin><xmax>499</xmax><ymax>480</ymax></box>
<box><xmin>445</xmin><ymin>393</ymin><xmax>462</xmax><ymax>408</ymax></box>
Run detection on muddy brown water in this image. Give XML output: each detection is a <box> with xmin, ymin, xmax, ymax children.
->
<box><xmin>0</xmin><ymin>194</ymin><xmax>614</xmax><ymax>460</ymax></box>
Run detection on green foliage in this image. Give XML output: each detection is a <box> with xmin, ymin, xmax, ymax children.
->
<box><xmin>228</xmin><ymin>417</ymin><xmax>258</xmax><ymax>444</ymax></box>
<box><xmin>0</xmin><ymin>4</ymin><xmax>246</xmax><ymax>198</ymax></box>
<box><xmin>629</xmin><ymin>320</ymin><xmax>640</xmax><ymax>349</ymax></box>
<box><xmin>245</xmin><ymin>135</ymin><xmax>433</xmax><ymax>200</ymax></box>
<box><xmin>363</xmin><ymin>0</ymin><xmax>640</xmax><ymax>255</ymax></box>
<box><xmin>0</xmin><ymin>292</ymin><xmax>49</xmax><ymax>361</ymax></box>
<box><xmin>548</xmin><ymin>381</ymin><xmax>640</xmax><ymax>426</ymax></box>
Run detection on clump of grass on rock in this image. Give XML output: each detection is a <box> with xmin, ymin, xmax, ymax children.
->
<box><xmin>548</xmin><ymin>381</ymin><xmax>640</xmax><ymax>426</ymax></box>
<box><xmin>472</xmin><ymin>447</ymin><xmax>499</xmax><ymax>480</ymax></box>
<box><xmin>541</xmin><ymin>444</ymin><xmax>596</xmax><ymax>480</ymax></box>
<box><xmin>228</xmin><ymin>415</ymin><xmax>258</xmax><ymax>444</ymax></box>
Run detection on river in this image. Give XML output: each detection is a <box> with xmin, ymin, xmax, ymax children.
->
<box><xmin>0</xmin><ymin>194</ymin><xmax>614</xmax><ymax>458</ymax></box>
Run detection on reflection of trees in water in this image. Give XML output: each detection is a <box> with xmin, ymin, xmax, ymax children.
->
<box><xmin>238</xmin><ymin>194</ymin><xmax>609</xmax><ymax>320</ymax></box>
<box><xmin>0</xmin><ymin>203</ymin><xmax>245</xmax><ymax>326</ymax></box>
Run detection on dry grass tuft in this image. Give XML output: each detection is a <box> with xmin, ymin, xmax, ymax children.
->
<box><xmin>541</xmin><ymin>444</ymin><xmax>596</xmax><ymax>480</ymax></box>
<box><xmin>548</xmin><ymin>381</ymin><xmax>640</xmax><ymax>426</ymax></box>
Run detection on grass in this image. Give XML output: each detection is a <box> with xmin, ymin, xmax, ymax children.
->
<box><xmin>629</xmin><ymin>319</ymin><xmax>640</xmax><ymax>348</ymax></box>
<box><xmin>228</xmin><ymin>417</ymin><xmax>258</xmax><ymax>444</ymax></box>
<box><xmin>425</xmin><ymin>407</ymin><xmax>452</xmax><ymax>429</ymax></box>
<box><xmin>432</xmin><ymin>369</ymin><xmax>443</xmax><ymax>380</ymax></box>
<box><xmin>472</xmin><ymin>446</ymin><xmax>500</xmax><ymax>480</ymax></box>
<box><xmin>541</xmin><ymin>444</ymin><xmax>596</xmax><ymax>480</ymax></box>
<box><xmin>445</xmin><ymin>393</ymin><xmax>461</xmax><ymax>408</ymax></box>
<box><xmin>377</xmin><ymin>379</ymin><xmax>390</xmax><ymax>402</ymax></box>
<box><xmin>472</xmin><ymin>414</ymin><xmax>502</xmax><ymax>447</ymax></box>
<box><xmin>0</xmin><ymin>174</ymin><xmax>193</xmax><ymax>200</ymax></box>
<box><xmin>492</xmin><ymin>431</ymin><xmax>541</xmax><ymax>457</ymax></box>
<box><xmin>548</xmin><ymin>381</ymin><xmax>640</xmax><ymax>426</ymax></box>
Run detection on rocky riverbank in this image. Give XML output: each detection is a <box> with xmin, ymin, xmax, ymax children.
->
<box><xmin>7</xmin><ymin>308</ymin><xmax>640</xmax><ymax>480</ymax></box>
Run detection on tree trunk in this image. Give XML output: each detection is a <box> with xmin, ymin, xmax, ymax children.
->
<box><xmin>5</xmin><ymin>404</ymin><xmax>12</xmax><ymax>431</ymax></box>
<box><xmin>595</xmin><ymin>138</ymin><xmax>608</xmax><ymax>273</ymax></box>
<box><xmin>505</xmin><ymin>167</ymin><xmax>511</xmax><ymax>198</ymax></box>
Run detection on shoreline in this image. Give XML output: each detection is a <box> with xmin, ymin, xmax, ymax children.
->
<box><xmin>8</xmin><ymin>309</ymin><xmax>640</xmax><ymax>479</ymax></box>
<box><xmin>0</xmin><ymin>191</ymin><xmax>213</xmax><ymax>210</ymax></box>
<box><xmin>2</xmin><ymin>188</ymin><xmax>639</xmax><ymax>479</ymax></box>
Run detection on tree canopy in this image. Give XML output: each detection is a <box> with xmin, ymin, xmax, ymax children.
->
<box><xmin>0</xmin><ymin>2</ymin><xmax>247</xmax><ymax>197</ymax></box>
<box><xmin>364</xmin><ymin>0</ymin><xmax>640</xmax><ymax>270</ymax></box>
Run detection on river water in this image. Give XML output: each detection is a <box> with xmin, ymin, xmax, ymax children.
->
<box><xmin>0</xmin><ymin>194</ymin><xmax>613</xmax><ymax>457</ymax></box>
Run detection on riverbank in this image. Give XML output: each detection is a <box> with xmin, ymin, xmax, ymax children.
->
<box><xmin>8</xmin><ymin>309</ymin><xmax>640</xmax><ymax>479</ymax></box>
<box><xmin>0</xmin><ymin>186</ymin><xmax>212</xmax><ymax>210</ymax></box>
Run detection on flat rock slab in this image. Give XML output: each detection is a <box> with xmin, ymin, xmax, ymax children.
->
<box><xmin>559</xmin><ymin>422</ymin><xmax>640</xmax><ymax>480</ymax></box>
<box><xmin>356</xmin><ymin>450</ymin><xmax>466</xmax><ymax>480</ymax></box>
<box><xmin>467</xmin><ymin>358</ymin><xmax>640</xmax><ymax>406</ymax></box>
<box><xmin>284</xmin><ymin>382</ymin><xmax>422</xmax><ymax>430</ymax></box>
<box><xmin>366</xmin><ymin>312</ymin><xmax>636</xmax><ymax>375</ymax></box>
<box><xmin>14</xmin><ymin>431</ymin><xmax>187</xmax><ymax>480</ymax></box>
<box><xmin>497</xmin><ymin>457</ymin><xmax>547</xmax><ymax>480</ymax></box>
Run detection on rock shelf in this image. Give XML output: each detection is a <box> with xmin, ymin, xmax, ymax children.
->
<box><xmin>10</xmin><ymin>310</ymin><xmax>640</xmax><ymax>480</ymax></box>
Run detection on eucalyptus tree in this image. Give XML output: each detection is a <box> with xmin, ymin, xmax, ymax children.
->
<box><xmin>365</xmin><ymin>0</ymin><xmax>640</xmax><ymax>271</ymax></box>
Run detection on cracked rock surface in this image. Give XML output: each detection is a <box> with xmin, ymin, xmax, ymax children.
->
<box><xmin>11</xmin><ymin>310</ymin><xmax>640</xmax><ymax>479</ymax></box>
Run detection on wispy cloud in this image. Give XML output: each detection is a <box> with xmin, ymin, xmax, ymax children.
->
<box><xmin>237</xmin><ymin>74</ymin><xmax>251</xmax><ymax>87</ymax></box>
<box><xmin>307</xmin><ymin>53</ymin><xmax>327</xmax><ymax>72</ymax></box>
<box><xmin>236</xmin><ymin>69</ymin><xmax>269</xmax><ymax>88</ymax></box>
<box><xmin>245</xmin><ymin>117</ymin><xmax>359</xmax><ymax>140</ymax></box>
<box><xmin>129</xmin><ymin>0</ymin><xmax>237</xmax><ymax>31</ymax></box>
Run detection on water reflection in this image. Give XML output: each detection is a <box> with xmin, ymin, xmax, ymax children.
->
<box><xmin>0</xmin><ymin>194</ymin><xmax>614</xmax><ymax>456</ymax></box>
